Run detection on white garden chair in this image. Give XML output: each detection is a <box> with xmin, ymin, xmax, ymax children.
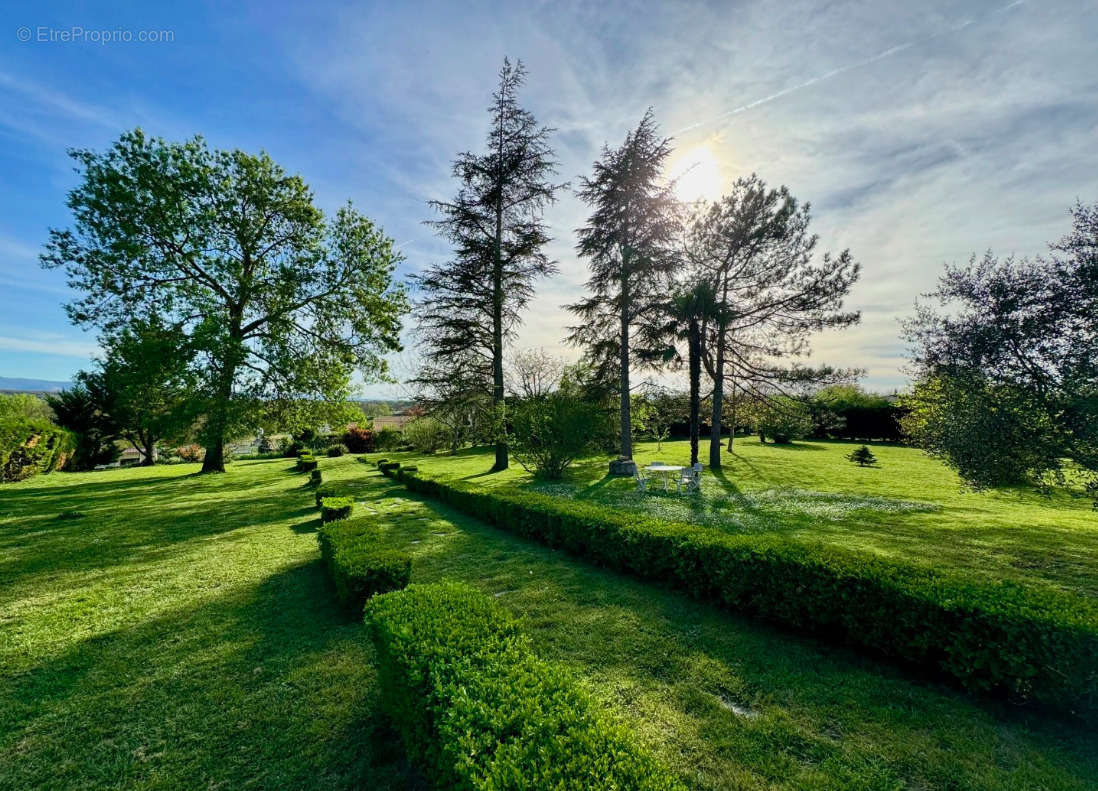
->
<box><xmin>634</xmin><ymin>468</ymin><xmax>650</xmax><ymax>493</ymax></box>
<box><xmin>678</xmin><ymin>462</ymin><xmax>703</xmax><ymax>493</ymax></box>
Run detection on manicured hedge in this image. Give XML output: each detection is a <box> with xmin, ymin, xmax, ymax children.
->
<box><xmin>308</xmin><ymin>468</ymin><xmax>322</xmax><ymax>487</ymax></box>
<box><xmin>379</xmin><ymin>461</ymin><xmax>400</xmax><ymax>477</ymax></box>
<box><xmin>366</xmin><ymin>582</ymin><xmax>685</xmax><ymax>790</ymax></box>
<box><xmin>395</xmin><ymin>464</ymin><xmax>418</xmax><ymax>482</ymax></box>
<box><xmin>298</xmin><ymin>455</ymin><xmax>318</xmax><ymax>472</ymax></box>
<box><xmin>400</xmin><ymin>473</ymin><xmax>1098</xmax><ymax>716</ymax></box>
<box><xmin>320</xmin><ymin>496</ymin><xmax>354</xmax><ymax>523</ymax></box>
<box><xmin>1</xmin><ymin>417</ymin><xmax>74</xmax><ymax>482</ymax></box>
<box><xmin>314</xmin><ymin>483</ymin><xmax>339</xmax><ymax>507</ymax></box>
<box><xmin>317</xmin><ymin>518</ymin><xmax>410</xmax><ymax>612</ymax></box>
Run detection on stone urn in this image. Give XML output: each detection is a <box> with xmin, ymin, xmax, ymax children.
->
<box><xmin>608</xmin><ymin>457</ymin><xmax>637</xmax><ymax>476</ymax></box>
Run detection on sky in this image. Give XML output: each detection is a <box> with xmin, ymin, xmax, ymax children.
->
<box><xmin>1</xmin><ymin>0</ymin><xmax>1096</xmax><ymax>398</ymax></box>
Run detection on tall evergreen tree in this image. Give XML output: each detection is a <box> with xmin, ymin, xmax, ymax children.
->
<box><xmin>417</xmin><ymin>58</ymin><xmax>564</xmax><ymax>472</ymax></box>
<box><xmin>566</xmin><ymin>110</ymin><xmax>678</xmax><ymax>467</ymax></box>
<box><xmin>686</xmin><ymin>175</ymin><xmax>860</xmax><ymax>468</ymax></box>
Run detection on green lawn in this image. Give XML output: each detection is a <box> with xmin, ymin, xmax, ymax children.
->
<box><xmin>2</xmin><ymin>454</ymin><xmax>1096</xmax><ymax>789</ymax></box>
<box><xmin>0</xmin><ymin>459</ymin><xmax>415</xmax><ymax>791</ymax></box>
<box><xmin>371</xmin><ymin>437</ymin><xmax>1098</xmax><ymax>599</ymax></box>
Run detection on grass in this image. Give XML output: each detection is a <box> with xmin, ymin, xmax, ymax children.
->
<box><xmin>0</xmin><ymin>459</ymin><xmax>415</xmax><ymax>791</ymax></box>
<box><xmin>2</xmin><ymin>453</ymin><xmax>1096</xmax><ymax>789</ymax></box>
<box><xmin>368</xmin><ymin>437</ymin><xmax>1098</xmax><ymax>600</ymax></box>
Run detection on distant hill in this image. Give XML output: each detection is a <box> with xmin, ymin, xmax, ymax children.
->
<box><xmin>0</xmin><ymin>376</ymin><xmax>72</xmax><ymax>393</ymax></box>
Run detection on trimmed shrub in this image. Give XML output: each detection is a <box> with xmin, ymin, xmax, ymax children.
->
<box><xmin>398</xmin><ymin>472</ymin><xmax>1098</xmax><ymax>716</ymax></box>
<box><xmin>308</xmin><ymin>468</ymin><xmax>322</xmax><ymax>487</ymax></box>
<box><xmin>395</xmin><ymin>464</ymin><xmax>418</xmax><ymax>482</ymax></box>
<box><xmin>366</xmin><ymin>582</ymin><xmax>685</xmax><ymax>790</ymax></box>
<box><xmin>326</xmin><ymin>444</ymin><xmax>348</xmax><ymax>457</ymax></box>
<box><xmin>317</xmin><ymin>519</ymin><xmax>410</xmax><ymax>611</ymax></box>
<box><xmin>297</xmin><ymin>455</ymin><xmax>318</xmax><ymax>472</ymax></box>
<box><xmin>374</xmin><ymin>457</ymin><xmax>389</xmax><ymax>468</ymax></box>
<box><xmin>379</xmin><ymin>461</ymin><xmax>401</xmax><ymax>477</ymax></box>
<box><xmin>1</xmin><ymin>418</ymin><xmax>74</xmax><ymax>482</ymax></box>
<box><xmin>315</xmin><ymin>483</ymin><xmax>339</xmax><ymax>507</ymax></box>
<box><xmin>320</xmin><ymin>496</ymin><xmax>354</xmax><ymax>523</ymax></box>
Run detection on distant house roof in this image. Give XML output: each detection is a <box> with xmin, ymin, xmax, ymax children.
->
<box><xmin>373</xmin><ymin>414</ymin><xmax>414</xmax><ymax>431</ymax></box>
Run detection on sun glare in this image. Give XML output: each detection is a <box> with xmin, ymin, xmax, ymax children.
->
<box><xmin>670</xmin><ymin>145</ymin><xmax>722</xmax><ymax>203</ymax></box>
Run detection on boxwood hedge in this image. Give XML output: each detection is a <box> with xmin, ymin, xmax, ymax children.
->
<box><xmin>317</xmin><ymin>518</ymin><xmax>410</xmax><ymax>612</ymax></box>
<box><xmin>366</xmin><ymin>582</ymin><xmax>685</xmax><ymax>790</ymax></box>
<box><xmin>379</xmin><ymin>461</ymin><xmax>401</xmax><ymax>477</ymax></box>
<box><xmin>399</xmin><ymin>472</ymin><xmax>1098</xmax><ymax>716</ymax></box>
<box><xmin>319</xmin><ymin>496</ymin><xmax>354</xmax><ymax>523</ymax></box>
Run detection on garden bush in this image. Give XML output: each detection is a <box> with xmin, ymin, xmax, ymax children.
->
<box><xmin>314</xmin><ymin>483</ymin><xmax>339</xmax><ymax>507</ymax></box>
<box><xmin>341</xmin><ymin>426</ymin><xmax>375</xmax><ymax>453</ymax></box>
<box><xmin>374</xmin><ymin>427</ymin><xmax>403</xmax><ymax>451</ymax></box>
<box><xmin>379</xmin><ymin>461</ymin><xmax>401</xmax><ymax>477</ymax></box>
<box><xmin>326</xmin><ymin>444</ymin><xmax>348</xmax><ymax>457</ymax></box>
<box><xmin>297</xmin><ymin>454</ymin><xmax>318</xmax><ymax>472</ymax></box>
<box><xmin>176</xmin><ymin>443</ymin><xmax>204</xmax><ymax>463</ymax></box>
<box><xmin>320</xmin><ymin>496</ymin><xmax>354</xmax><ymax>523</ymax></box>
<box><xmin>509</xmin><ymin>392</ymin><xmax>602</xmax><ymax>479</ymax></box>
<box><xmin>308</xmin><ymin>468</ymin><xmax>322</xmax><ymax>487</ymax></box>
<box><xmin>317</xmin><ymin>519</ymin><xmax>410</xmax><ymax>611</ymax></box>
<box><xmin>1</xmin><ymin>417</ymin><xmax>74</xmax><ymax>482</ymax></box>
<box><xmin>399</xmin><ymin>472</ymin><xmax>1098</xmax><ymax>716</ymax></box>
<box><xmin>366</xmin><ymin>582</ymin><xmax>685</xmax><ymax>790</ymax></box>
<box><xmin>403</xmin><ymin>417</ymin><xmax>447</xmax><ymax>454</ymax></box>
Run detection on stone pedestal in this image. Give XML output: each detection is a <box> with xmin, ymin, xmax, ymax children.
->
<box><xmin>608</xmin><ymin>457</ymin><xmax>637</xmax><ymax>476</ymax></box>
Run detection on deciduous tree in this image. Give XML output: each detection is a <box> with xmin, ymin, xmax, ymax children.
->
<box><xmin>42</xmin><ymin>130</ymin><xmax>407</xmax><ymax>472</ymax></box>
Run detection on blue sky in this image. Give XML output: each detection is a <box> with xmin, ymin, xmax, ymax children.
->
<box><xmin>2</xmin><ymin>0</ymin><xmax>1096</xmax><ymax>397</ymax></box>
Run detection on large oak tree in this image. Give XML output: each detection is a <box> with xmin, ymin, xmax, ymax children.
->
<box><xmin>42</xmin><ymin>130</ymin><xmax>407</xmax><ymax>472</ymax></box>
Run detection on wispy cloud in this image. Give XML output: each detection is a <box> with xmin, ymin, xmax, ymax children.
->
<box><xmin>0</xmin><ymin>334</ymin><xmax>99</xmax><ymax>358</ymax></box>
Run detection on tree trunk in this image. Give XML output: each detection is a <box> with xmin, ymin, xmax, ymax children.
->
<box><xmin>201</xmin><ymin>352</ymin><xmax>238</xmax><ymax>474</ymax></box>
<box><xmin>727</xmin><ymin>378</ymin><xmax>736</xmax><ymax>450</ymax></box>
<box><xmin>709</xmin><ymin>319</ymin><xmax>726</xmax><ymax>469</ymax></box>
<box><xmin>619</xmin><ymin>273</ymin><xmax>632</xmax><ymax>460</ymax></box>
<box><xmin>688</xmin><ymin>317</ymin><xmax>701</xmax><ymax>466</ymax></box>
<box><xmin>490</xmin><ymin>164</ymin><xmax>508</xmax><ymax>472</ymax></box>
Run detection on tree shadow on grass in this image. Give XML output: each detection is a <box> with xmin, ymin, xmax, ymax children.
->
<box><xmin>1</xmin><ymin>561</ymin><xmax>418</xmax><ymax>791</ymax></box>
<box><xmin>0</xmin><ymin>464</ymin><xmax>323</xmax><ymax>599</ymax></box>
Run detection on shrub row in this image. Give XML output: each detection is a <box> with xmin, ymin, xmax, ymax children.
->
<box><xmin>379</xmin><ymin>461</ymin><xmax>400</xmax><ymax>477</ymax></box>
<box><xmin>366</xmin><ymin>581</ymin><xmax>685</xmax><ymax>790</ymax></box>
<box><xmin>1</xmin><ymin>417</ymin><xmax>74</xmax><ymax>482</ymax></box>
<box><xmin>400</xmin><ymin>473</ymin><xmax>1098</xmax><ymax>716</ymax></box>
<box><xmin>320</xmin><ymin>496</ymin><xmax>354</xmax><ymax>523</ymax></box>
<box><xmin>317</xmin><ymin>517</ymin><xmax>410</xmax><ymax>612</ymax></box>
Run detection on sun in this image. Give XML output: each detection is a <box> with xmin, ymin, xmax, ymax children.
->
<box><xmin>670</xmin><ymin>145</ymin><xmax>722</xmax><ymax>203</ymax></box>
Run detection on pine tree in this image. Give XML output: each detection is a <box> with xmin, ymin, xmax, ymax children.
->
<box><xmin>685</xmin><ymin>175</ymin><xmax>861</xmax><ymax>469</ymax></box>
<box><xmin>417</xmin><ymin>59</ymin><xmax>564</xmax><ymax>472</ymax></box>
<box><xmin>846</xmin><ymin>445</ymin><xmax>878</xmax><ymax>467</ymax></box>
<box><xmin>566</xmin><ymin>110</ymin><xmax>678</xmax><ymax>466</ymax></box>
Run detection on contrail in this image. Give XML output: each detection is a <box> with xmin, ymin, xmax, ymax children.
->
<box><xmin>676</xmin><ymin>0</ymin><xmax>1025</xmax><ymax>135</ymax></box>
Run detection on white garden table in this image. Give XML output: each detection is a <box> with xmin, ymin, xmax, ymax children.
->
<box><xmin>646</xmin><ymin>464</ymin><xmax>685</xmax><ymax>492</ymax></box>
